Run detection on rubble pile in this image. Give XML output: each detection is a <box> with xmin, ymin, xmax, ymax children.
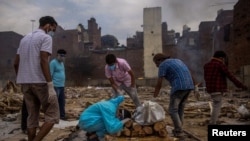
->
<box><xmin>0</xmin><ymin>81</ymin><xmax>22</xmax><ymax>117</ymax></box>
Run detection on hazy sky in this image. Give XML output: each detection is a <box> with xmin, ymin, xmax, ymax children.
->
<box><xmin>0</xmin><ymin>0</ymin><xmax>238</xmax><ymax>45</ymax></box>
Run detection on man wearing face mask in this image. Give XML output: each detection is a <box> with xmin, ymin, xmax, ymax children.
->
<box><xmin>104</xmin><ymin>54</ymin><xmax>142</xmax><ymax>110</ymax></box>
<box><xmin>50</xmin><ymin>49</ymin><xmax>67</xmax><ymax>120</ymax></box>
<box><xmin>204</xmin><ymin>50</ymin><xmax>248</xmax><ymax>125</ymax></box>
<box><xmin>14</xmin><ymin>16</ymin><xmax>59</xmax><ymax>141</ymax></box>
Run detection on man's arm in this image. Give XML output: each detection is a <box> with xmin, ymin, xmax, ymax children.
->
<box><xmin>154</xmin><ymin>77</ymin><xmax>164</xmax><ymax>97</ymax></box>
<box><xmin>49</xmin><ymin>60</ymin><xmax>54</xmax><ymax>77</ymax></box>
<box><xmin>13</xmin><ymin>54</ymin><xmax>20</xmax><ymax>75</ymax></box>
<box><xmin>108</xmin><ymin>77</ymin><xmax>119</xmax><ymax>92</ymax></box>
<box><xmin>40</xmin><ymin>51</ymin><xmax>52</xmax><ymax>82</ymax></box>
<box><xmin>220</xmin><ymin>64</ymin><xmax>247</xmax><ymax>89</ymax></box>
<box><xmin>127</xmin><ymin>70</ymin><xmax>136</xmax><ymax>87</ymax></box>
<box><xmin>41</xmin><ymin>51</ymin><xmax>57</xmax><ymax>102</ymax></box>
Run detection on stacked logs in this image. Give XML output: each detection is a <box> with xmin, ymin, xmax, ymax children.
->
<box><xmin>118</xmin><ymin>120</ymin><xmax>168</xmax><ymax>137</ymax></box>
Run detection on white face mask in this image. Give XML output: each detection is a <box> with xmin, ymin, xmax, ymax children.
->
<box><xmin>47</xmin><ymin>31</ymin><xmax>55</xmax><ymax>37</ymax></box>
<box><xmin>57</xmin><ymin>54</ymin><xmax>66</xmax><ymax>62</ymax></box>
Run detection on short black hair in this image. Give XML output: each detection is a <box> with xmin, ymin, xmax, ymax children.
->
<box><xmin>57</xmin><ymin>49</ymin><xmax>67</xmax><ymax>54</ymax></box>
<box><xmin>39</xmin><ymin>16</ymin><xmax>57</xmax><ymax>27</ymax></box>
<box><xmin>213</xmin><ymin>50</ymin><xmax>227</xmax><ymax>58</ymax></box>
<box><xmin>105</xmin><ymin>54</ymin><xmax>116</xmax><ymax>65</ymax></box>
<box><xmin>153</xmin><ymin>53</ymin><xmax>170</xmax><ymax>63</ymax></box>
<box><xmin>213</xmin><ymin>50</ymin><xmax>228</xmax><ymax>66</ymax></box>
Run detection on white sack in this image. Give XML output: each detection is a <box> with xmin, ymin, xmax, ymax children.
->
<box><xmin>237</xmin><ymin>104</ymin><xmax>250</xmax><ymax>118</ymax></box>
<box><xmin>134</xmin><ymin>101</ymin><xmax>165</xmax><ymax>125</ymax></box>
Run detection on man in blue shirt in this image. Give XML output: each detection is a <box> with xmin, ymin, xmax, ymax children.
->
<box><xmin>50</xmin><ymin>49</ymin><xmax>67</xmax><ymax>120</ymax></box>
<box><xmin>153</xmin><ymin>53</ymin><xmax>194</xmax><ymax>138</ymax></box>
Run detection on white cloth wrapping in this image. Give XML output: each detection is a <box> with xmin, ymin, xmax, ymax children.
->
<box><xmin>134</xmin><ymin>101</ymin><xmax>165</xmax><ymax>125</ymax></box>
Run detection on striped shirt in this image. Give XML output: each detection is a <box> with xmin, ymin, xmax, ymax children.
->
<box><xmin>158</xmin><ymin>59</ymin><xmax>194</xmax><ymax>94</ymax></box>
<box><xmin>16</xmin><ymin>29</ymin><xmax>52</xmax><ymax>84</ymax></box>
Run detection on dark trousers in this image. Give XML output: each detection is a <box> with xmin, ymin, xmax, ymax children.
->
<box><xmin>168</xmin><ymin>90</ymin><xmax>191</xmax><ymax>133</ymax></box>
<box><xmin>54</xmin><ymin>87</ymin><xmax>65</xmax><ymax>118</ymax></box>
<box><xmin>21</xmin><ymin>99</ymin><xmax>28</xmax><ymax>131</ymax></box>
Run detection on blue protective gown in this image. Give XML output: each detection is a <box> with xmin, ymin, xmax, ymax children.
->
<box><xmin>78</xmin><ymin>96</ymin><xmax>124</xmax><ymax>137</ymax></box>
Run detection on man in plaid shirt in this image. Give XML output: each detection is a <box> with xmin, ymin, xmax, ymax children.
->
<box><xmin>204</xmin><ymin>50</ymin><xmax>248</xmax><ymax>124</ymax></box>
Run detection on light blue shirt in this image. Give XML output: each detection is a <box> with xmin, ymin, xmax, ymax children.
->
<box><xmin>50</xmin><ymin>59</ymin><xmax>65</xmax><ymax>87</ymax></box>
<box><xmin>158</xmin><ymin>59</ymin><xmax>194</xmax><ymax>94</ymax></box>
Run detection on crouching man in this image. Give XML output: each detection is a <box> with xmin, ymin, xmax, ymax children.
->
<box><xmin>78</xmin><ymin>96</ymin><xmax>130</xmax><ymax>141</ymax></box>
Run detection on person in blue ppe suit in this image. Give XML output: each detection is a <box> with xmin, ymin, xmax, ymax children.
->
<box><xmin>78</xmin><ymin>95</ymin><xmax>130</xmax><ymax>141</ymax></box>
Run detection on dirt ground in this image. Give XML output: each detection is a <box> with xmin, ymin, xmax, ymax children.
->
<box><xmin>0</xmin><ymin>86</ymin><xmax>250</xmax><ymax>141</ymax></box>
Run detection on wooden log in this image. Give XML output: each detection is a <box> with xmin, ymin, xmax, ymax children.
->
<box><xmin>116</xmin><ymin>131</ymin><xmax>121</xmax><ymax>137</ymax></box>
<box><xmin>6</xmin><ymin>106</ymin><xmax>20</xmax><ymax>111</ymax></box>
<box><xmin>131</xmin><ymin>130</ymin><xmax>139</xmax><ymax>137</ymax></box>
<box><xmin>85</xmin><ymin>101</ymin><xmax>94</xmax><ymax>108</ymax></box>
<box><xmin>123</xmin><ymin>103</ymin><xmax>135</xmax><ymax>107</ymax></box>
<box><xmin>124</xmin><ymin>119</ymin><xmax>133</xmax><ymax>128</ymax></box>
<box><xmin>142</xmin><ymin>125</ymin><xmax>153</xmax><ymax>135</ymax></box>
<box><xmin>138</xmin><ymin>129</ymin><xmax>146</xmax><ymax>137</ymax></box>
<box><xmin>8</xmin><ymin>97</ymin><xmax>22</xmax><ymax>106</ymax></box>
<box><xmin>184</xmin><ymin>112</ymin><xmax>201</xmax><ymax>118</ymax></box>
<box><xmin>185</xmin><ymin>107</ymin><xmax>200</xmax><ymax>111</ymax></box>
<box><xmin>132</xmin><ymin>122</ymin><xmax>142</xmax><ymax>132</ymax></box>
<box><xmin>158</xmin><ymin>128</ymin><xmax>168</xmax><ymax>137</ymax></box>
<box><xmin>184</xmin><ymin>111</ymin><xmax>200</xmax><ymax>114</ymax></box>
<box><xmin>153</xmin><ymin>121</ymin><xmax>166</xmax><ymax>131</ymax></box>
<box><xmin>122</xmin><ymin>127</ymin><xmax>131</xmax><ymax>137</ymax></box>
<box><xmin>105</xmin><ymin>134</ymin><xmax>116</xmax><ymax>141</ymax></box>
<box><xmin>0</xmin><ymin>101</ymin><xmax>8</xmax><ymax>107</ymax></box>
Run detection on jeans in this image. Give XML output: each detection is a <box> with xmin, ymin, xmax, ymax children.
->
<box><xmin>54</xmin><ymin>87</ymin><xmax>65</xmax><ymax>118</ymax></box>
<box><xmin>112</xmin><ymin>84</ymin><xmax>141</xmax><ymax>107</ymax></box>
<box><xmin>169</xmin><ymin>90</ymin><xmax>191</xmax><ymax>133</ymax></box>
<box><xmin>209</xmin><ymin>93</ymin><xmax>223</xmax><ymax>124</ymax></box>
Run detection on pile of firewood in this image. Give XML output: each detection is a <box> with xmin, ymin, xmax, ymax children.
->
<box><xmin>0</xmin><ymin>80</ymin><xmax>23</xmax><ymax>115</ymax></box>
<box><xmin>117</xmin><ymin>120</ymin><xmax>168</xmax><ymax>137</ymax></box>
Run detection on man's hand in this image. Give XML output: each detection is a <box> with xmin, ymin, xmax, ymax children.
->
<box><xmin>47</xmin><ymin>82</ymin><xmax>57</xmax><ymax>103</ymax></box>
<box><xmin>194</xmin><ymin>91</ymin><xmax>200</xmax><ymax>100</ymax></box>
<box><xmin>117</xmin><ymin>89</ymin><xmax>124</xmax><ymax>95</ymax></box>
<box><xmin>194</xmin><ymin>86</ymin><xmax>200</xmax><ymax>100</ymax></box>
<box><xmin>243</xmin><ymin>86</ymin><xmax>248</xmax><ymax>91</ymax></box>
<box><xmin>131</xmin><ymin>87</ymin><xmax>137</xmax><ymax>91</ymax></box>
<box><xmin>121</xmin><ymin>118</ymin><xmax>130</xmax><ymax>124</ymax></box>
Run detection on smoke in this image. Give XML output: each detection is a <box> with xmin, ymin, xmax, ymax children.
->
<box><xmin>157</xmin><ymin>0</ymin><xmax>238</xmax><ymax>32</ymax></box>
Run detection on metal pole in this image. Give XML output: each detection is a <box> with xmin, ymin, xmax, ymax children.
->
<box><xmin>31</xmin><ymin>20</ymin><xmax>35</xmax><ymax>32</ymax></box>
